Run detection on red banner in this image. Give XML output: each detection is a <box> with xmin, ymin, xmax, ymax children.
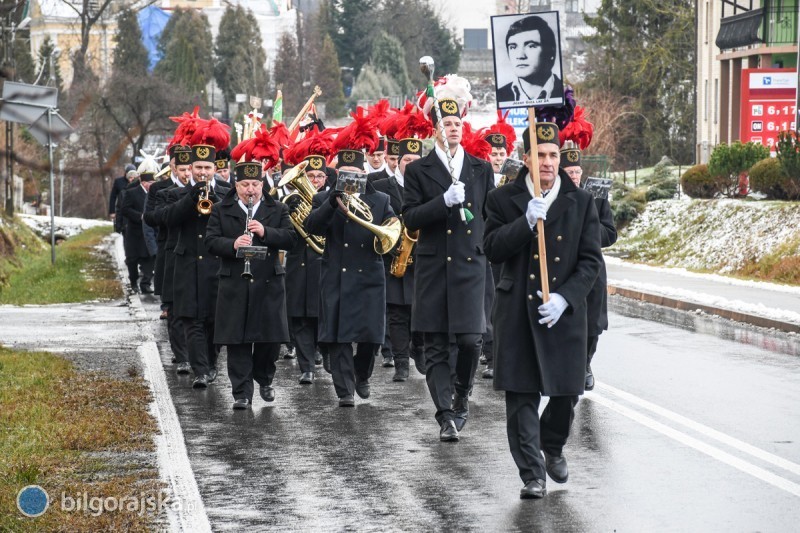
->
<box><xmin>740</xmin><ymin>68</ymin><xmax>797</xmax><ymax>152</ymax></box>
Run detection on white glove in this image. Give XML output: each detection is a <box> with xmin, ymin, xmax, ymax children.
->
<box><xmin>443</xmin><ymin>181</ymin><xmax>465</xmax><ymax>207</ymax></box>
<box><xmin>537</xmin><ymin>291</ymin><xmax>568</xmax><ymax>328</ymax></box>
<box><xmin>526</xmin><ymin>197</ymin><xmax>547</xmax><ymax>225</ymax></box>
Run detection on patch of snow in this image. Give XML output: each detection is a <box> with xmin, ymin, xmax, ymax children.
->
<box><xmin>20</xmin><ymin>214</ymin><xmax>111</xmax><ymax>240</ymax></box>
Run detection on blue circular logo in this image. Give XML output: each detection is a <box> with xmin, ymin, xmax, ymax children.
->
<box><xmin>17</xmin><ymin>485</ymin><xmax>49</xmax><ymax>517</ymax></box>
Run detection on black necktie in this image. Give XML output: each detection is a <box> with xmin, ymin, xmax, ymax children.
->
<box><xmin>538</xmin><ymin>90</ymin><xmax>547</xmax><ymax>99</ymax></box>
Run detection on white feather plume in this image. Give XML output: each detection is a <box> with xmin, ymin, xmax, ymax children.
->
<box><xmin>137</xmin><ymin>149</ymin><xmax>161</xmax><ymax>175</ymax></box>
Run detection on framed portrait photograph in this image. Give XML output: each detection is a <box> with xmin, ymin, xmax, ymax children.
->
<box><xmin>491</xmin><ymin>11</ymin><xmax>564</xmax><ymax>110</ymax></box>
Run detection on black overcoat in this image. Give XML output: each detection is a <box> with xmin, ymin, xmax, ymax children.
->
<box><xmin>144</xmin><ymin>178</ymin><xmax>173</xmax><ymax>293</ymax></box>
<box><xmin>304</xmin><ymin>185</ymin><xmax>394</xmax><ymax>343</ymax></box>
<box><xmin>120</xmin><ymin>183</ymin><xmax>153</xmax><ymax>260</ymax></box>
<box><xmin>146</xmin><ymin>185</ymin><xmax>183</xmax><ymax>304</ymax></box>
<box><xmin>484</xmin><ymin>170</ymin><xmax>602</xmax><ymax>395</ymax></box>
<box><xmin>205</xmin><ymin>193</ymin><xmax>296</xmax><ymax>344</ymax></box>
<box><xmin>402</xmin><ymin>150</ymin><xmax>494</xmax><ymax>333</ymax></box>
<box><xmin>373</xmin><ymin>175</ymin><xmax>414</xmax><ymax>305</ymax></box>
<box><xmin>588</xmin><ymin>197</ymin><xmax>617</xmax><ymax>335</ymax></box>
<box><xmin>285</xmin><ymin>235</ymin><xmax>323</xmax><ymax>318</ymax></box>
<box><xmin>165</xmin><ymin>182</ymin><xmax>230</xmax><ymax>319</ymax></box>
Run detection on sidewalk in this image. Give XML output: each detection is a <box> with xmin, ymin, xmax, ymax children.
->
<box><xmin>605</xmin><ymin>257</ymin><xmax>800</xmax><ymax>333</ymax></box>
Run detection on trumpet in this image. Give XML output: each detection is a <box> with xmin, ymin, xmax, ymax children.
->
<box><xmin>336</xmin><ymin>193</ymin><xmax>402</xmax><ymax>255</ymax></box>
<box><xmin>278</xmin><ymin>161</ymin><xmax>325</xmax><ymax>254</ymax></box>
<box><xmin>197</xmin><ymin>178</ymin><xmax>213</xmax><ymax>215</ymax></box>
<box><xmin>390</xmin><ymin>224</ymin><xmax>418</xmax><ymax>278</ymax></box>
<box><xmin>241</xmin><ymin>196</ymin><xmax>254</xmax><ymax>280</ymax></box>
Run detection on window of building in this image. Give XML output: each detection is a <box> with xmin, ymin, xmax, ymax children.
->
<box><xmin>714</xmin><ymin>78</ymin><xmax>719</xmax><ymax>124</ymax></box>
<box><xmin>705</xmin><ymin>79</ymin><xmax>709</xmax><ymax>122</ymax></box>
<box><xmin>566</xmin><ymin>0</ymin><xmax>579</xmax><ymax>12</ymax></box>
<box><xmin>463</xmin><ymin>29</ymin><xmax>488</xmax><ymax>50</ymax></box>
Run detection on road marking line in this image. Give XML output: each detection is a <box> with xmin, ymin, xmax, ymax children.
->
<box><xmin>587</xmin><ymin>392</ymin><xmax>800</xmax><ymax>498</ymax></box>
<box><xmin>114</xmin><ymin>235</ymin><xmax>212</xmax><ymax>532</ymax></box>
<box><xmin>596</xmin><ymin>382</ymin><xmax>800</xmax><ymax>478</ymax></box>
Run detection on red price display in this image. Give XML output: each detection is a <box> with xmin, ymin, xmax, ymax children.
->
<box><xmin>740</xmin><ymin>68</ymin><xmax>797</xmax><ymax>152</ymax></box>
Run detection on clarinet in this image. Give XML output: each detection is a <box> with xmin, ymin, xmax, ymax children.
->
<box><xmin>241</xmin><ymin>196</ymin><xmax>254</xmax><ymax>280</ymax></box>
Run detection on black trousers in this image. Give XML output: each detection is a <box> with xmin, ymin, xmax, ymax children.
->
<box><xmin>182</xmin><ymin>317</ymin><xmax>217</xmax><ymax>377</ymax></box>
<box><xmin>154</xmin><ymin>246</ymin><xmax>166</xmax><ymax>296</ymax></box>
<box><xmin>423</xmin><ymin>332</ymin><xmax>482</xmax><ymax>425</ymax></box>
<box><xmin>376</xmin><ymin>307</ymin><xmax>392</xmax><ymax>359</ymax></box>
<box><xmin>483</xmin><ymin>263</ymin><xmax>500</xmax><ymax>365</ymax></box>
<box><xmin>290</xmin><ymin>316</ymin><xmax>318</xmax><ymax>373</ymax></box>
<box><xmin>387</xmin><ymin>304</ymin><xmax>412</xmax><ymax>362</ymax></box>
<box><xmin>327</xmin><ymin>342</ymin><xmax>377</xmax><ymax>398</ymax></box>
<box><xmin>506</xmin><ymin>392</ymin><xmax>578</xmax><ymax>483</ymax></box>
<box><xmin>167</xmin><ymin>304</ymin><xmax>188</xmax><ymax>364</ymax></box>
<box><xmin>227</xmin><ymin>343</ymin><xmax>279</xmax><ymax>401</ymax></box>
<box><xmin>587</xmin><ymin>334</ymin><xmax>599</xmax><ymax>365</ymax></box>
<box><xmin>126</xmin><ymin>255</ymin><xmax>155</xmax><ymax>288</ymax></box>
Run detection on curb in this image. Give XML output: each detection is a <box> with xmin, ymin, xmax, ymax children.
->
<box><xmin>111</xmin><ymin>234</ymin><xmax>212</xmax><ymax>532</ymax></box>
<box><xmin>608</xmin><ymin>285</ymin><xmax>800</xmax><ymax>334</ymax></box>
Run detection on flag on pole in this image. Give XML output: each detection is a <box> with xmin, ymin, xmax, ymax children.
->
<box><xmin>272</xmin><ymin>90</ymin><xmax>283</xmax><ymax>123</ymax></box>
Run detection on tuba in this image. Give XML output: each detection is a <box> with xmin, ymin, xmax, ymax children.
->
<box><xmin>390</xmin><ymin>224</ymin><xmax>418</xmax><ymax>278</ymax></box>
<box><xmin>336</xmin><ymin>193</ymin><xmax>402</xmax><ymax>255</ymax></box>
<box><xmin>278</xmin><ymin>161</ymin><xmax>325</xmax><ymax>254</ymax></box>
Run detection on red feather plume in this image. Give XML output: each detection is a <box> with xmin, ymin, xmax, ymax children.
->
<box><xmin>283</xmin><ymin>126</ymin><xmax>336</xmax><ymax>165</ymax></box>
<box><xmin>332</xmin><ymin>106</ymin><xmax>379</xmax><ymax>153</ymax></box>
<box><xmin>168</xmin><ymin>106</ymin><xmax>201</xmax><ymax>147</ymax></box>
<box><xmin>269</xmin><ymin>121</ymin><xmax>292</xmax><ymax>150</ymax></box>
<box><xmin>367</xmin><ymin>99</ymin><xmax>392</xmax><ymax>132</ymax></box>
<box><xmin>461</xmin><ymin>122</ymin><xmax>492</xmax><ymax>161</ymax></box>
<box><xmin>230</xmin><ymin>124</ymin><xmax>282</xmax><ymax>169</ymax></box>
<box><xmin>558</xmin><ymin>106</ymin><xmax>593</xmax><ymax>150</ymax></box>
<box><xmin>189</xmin><ymin>117</ymin><xmax>231</xmax><ymax>152</ymax></box>
<box><xmin>393</xmin><ymin>101</ymin><xmax>433</xmax><ymax>140</ymax></box>
<box><xmin>478</xmin><ymin>110</ymin><xmax>517</xmax><ymax>153</ymax></box>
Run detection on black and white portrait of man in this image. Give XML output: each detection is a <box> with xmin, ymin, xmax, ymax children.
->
<box><xmin>491</xmin><ymin>12</ymin><xmax>564</xmax><ymax>109</ymax></box>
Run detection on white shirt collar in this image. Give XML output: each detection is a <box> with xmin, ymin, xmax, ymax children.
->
<box><xmin>394</xmin><ymin>167</ymin><xmax>405</xmax><ymax>188</ymax></box>
<box><xmin>366</xmin><ymin>161</ymin><xmax>386</xmax><ymax>173</ymax></box>
<box><xmin>512</xmin><ymin>73</ymin><xmax>557</xmax><ymax>102</ymax></box>
<box><xmin>493</xmin><ymin>173</ymin><xmax>504</xmax><ymax>188</ymax></box>
<box><xmin>238</xmin><ymin>197</ymin><xmax>261</xmax><ymax>214</ymax></box>
<box><xmin>189</xmin><ymin>178</ymin><xmax>215</xmax><ymax>189</ymax></box>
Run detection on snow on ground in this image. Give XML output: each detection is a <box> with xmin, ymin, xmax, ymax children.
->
<box><xmin>615</xmin><ymin>199</ymin><xmax>800</xmax><ymax>273</ymax></box>
<box><xmin>19</xmin><ymin>214</ymin><xmax>111</xmax><ymax>240</ymax></box>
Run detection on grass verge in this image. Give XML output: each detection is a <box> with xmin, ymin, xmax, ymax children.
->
<box><xmin>0</xmin><ymin>345</ymin><xmax>162</xmax><ymax>531</ymax></box>
<box><xmin>0</xmin><ymin>225</ymin><xmax>122</xmax><ymax>305</ymax></box>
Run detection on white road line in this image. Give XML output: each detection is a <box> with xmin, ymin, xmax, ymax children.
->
<box><xmin>587</xmin><ymin>392</ymin><xmax>800</xmax><ymax>498</ymax></box>
<box><xmin>596</xmin><ymin>382</ymin><xmax>800</xmax><ymax>478</ymax></box>
<box><xmin>113</xmin><ymin>235</ymin><xmax>212</xmax><ymax>532</ymax></box>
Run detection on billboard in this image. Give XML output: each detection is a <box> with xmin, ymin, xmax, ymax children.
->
<box><xmin>739</xmin><ymin>68</ymin><xmax>796</xmax><ymax>152</ymax></box>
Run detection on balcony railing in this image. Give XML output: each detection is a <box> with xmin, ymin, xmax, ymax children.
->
<box><xmin>717</xmin><ymin>3</ymin><xmax>799</xmax><ymax>50</ymax></box>
<box><xmin>763</xmin><ymin>4</ymin><xmax>799</xmax><ymax>46</ymax></box>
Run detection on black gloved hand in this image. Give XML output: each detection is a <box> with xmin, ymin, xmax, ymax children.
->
<box><xmin>328</xmin><ymin>189</ymin><xmax>344</xmax><ymax>208</ymax></box>
<box><xmin>191</xmin><ymin>180</ymin><xmax>208</xmax><ymax>201</ymax></box>
<box><xmin>285</xmin><ymin>196</ymin><xmax>303</xmax><ymax>214</ymax></box>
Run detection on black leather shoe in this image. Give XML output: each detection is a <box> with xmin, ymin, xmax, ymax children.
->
<box><xmin>283</xmin><ymin>346</ymin><xmax>296</xmax><ymax>359</ymax></box>
<box><xmin>259</xmin><ymin>385</ymin><xmax>276</xmax><ymax>402</ymax></box>
<box><xmin>339</xmin><ymin>395</ymin><xmax>355</xmax><ymax>407</ymax></box>
<box><xmin>392</xmin><ymin>360</ymin><xmax>409</xmax><ymax>382</ymax></box>
<box><xmin>585</xmin><ymin>364</ymin><xmax>595</xmax><ymax>391</ymax></box>
<box><xmin>439</xmin><ymin>420</ymin><xmax>459</xmax><ymax>442</ymax></box>
<box><xmin>520</xmin><ymin>479</ymin><xmax>546</xmax><ymax>499</ymax></box>
<box><xmin>140</xmin><ymin>285</ymin><xmax>154</xmax><ymax>294</ymax></box>
<box><xmin>355</xmin><ymin>379</ymin><xmax>370</xmax><ymax>399</ymax></box>
<box><xmin>452</xmin><ymin>394</ymin><xmax>469</xmax><ymax>432</ymax></box>
<box><xmin>232</xmin><ymin>398</ymin><xmax>251</xmax><ymax>410</ymax></box>
<box><xmin>171</xmin><ymin>356</ymin><xmax>177</xmax><ymax>363</ymax></box>
<box><xmin>314</xmin><ymin>352</ymin><xmax>323</xmax><ymax>366</ymax></box>
<box><xmin>176</xmin><ymin>362</ymin><xmax>191</xmax><ymax>375</ymax></box>
<box><xmin>207</xmin><ymin>368</ymin><xmax>218</xmax><ymax>383</ymax></box>
<box><xmin>482</xmin><ymin>367</ymin><xmax>494</xmax><ymax>379</ymax></box>
<box><xmin>382</xmin><ymin>355</ymin><xmax>394</xmax><ymax>368</ymax></box>
<box><xmin>192</xmin><ymin>375</ymin><xmax>209</xmax><ymax>389</ymax></box>
<box><xmin>299</xmin><ymin>371</ymin><xmax>314</xmax><ymax>384</ymax></box>
<box><xmin>479</xmin><ymin>354</ymin><xmax>487</xmax><ymax>365</ymax></box>
<box><xmin>544</xmin><ymin>452</ymin><xmax>569</xmax><ymax>483</ymax></box>
<box><xmin>411</xmin><ymin>348</ymin><xmax>426</xmax><ymax>375</ymax></box>
<box><xmin>130</xmin><ymin>285</ymin><xmax>140</xmax><ymax>294</ymax></box>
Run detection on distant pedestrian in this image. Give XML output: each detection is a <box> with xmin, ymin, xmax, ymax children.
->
<box><xmin>109</xmin><ymin>163</ymin><xmax>136</xmax><ymax>232</ymax></box>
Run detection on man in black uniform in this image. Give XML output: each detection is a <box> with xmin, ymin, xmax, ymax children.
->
<box><xmin>282</xmin><ymin>151</ymin><xmax>330</xmax><ymax>384</ymax></box>
<box><xmin>146</xmin><ymin>147</ymin><xmax>181</xmax><ymax>301</ymax></box>
<box><xmin>560</xmin><ymin>144</ymin><xmax>616</xmax><ymax>390</ymax></box>
<box><xmin>402</xmin><ymin>98</ymin><xmax>495</xmax><ymax>441</ymax></box>
<box><xmin>144</xmin><ymin>146</ymin><xmax>193</xmax><ymax>374</ymax></box>
<box><xmin>121</xmin><ymin>167</ymin><xmax>156</xmax><ymax>294</ymax></box>
<box><xmin>166</xmin><ymin>124</ymin><xmax>231</xmax><ymax>389</ymax></box>
<box><xmin>205</xmin><ymin>158</ymin><xmax>297</xmax><ymax>409</ymax></box>
<box><xmin>305</xmin><ymin>144</ymin><xmax>396</xmax><ymax>407</ymax></box>
<box><xmin>484</xmin><ymin>123</ymin><xmax>602</xmax><ymax>499</ymax></box>
<box><xmin>373</xmin><ymin>138</ymin><xmax>425</xmax><ymax>381</ymax></box>
<box><xmin>110</xmin><ymin>163</ymin><xmax>136</xmax><ymax>232</ymax></box>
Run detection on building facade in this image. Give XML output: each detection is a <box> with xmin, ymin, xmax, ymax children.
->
<box><xmin>697</xmin><ymin>0</ymin><xmax>799</xmax><ymax>163</ymax></box>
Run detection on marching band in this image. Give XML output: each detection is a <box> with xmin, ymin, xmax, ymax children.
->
<box><xmin>132</xmin><ymin>70</ymin><xmax>607</xmax><ymax>499</ymax></box>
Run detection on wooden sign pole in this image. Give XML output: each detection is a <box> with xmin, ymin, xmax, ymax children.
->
<box><xmin>526</xmin><ymin>108</ymin><xmax>550</xmax><ymax>303</ymax></box>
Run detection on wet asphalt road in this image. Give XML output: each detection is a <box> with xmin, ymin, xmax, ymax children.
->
<box><xmin>138</xmin><ymin>294</ymin><xmax>800</xmax><ymax>531</ymax></box>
